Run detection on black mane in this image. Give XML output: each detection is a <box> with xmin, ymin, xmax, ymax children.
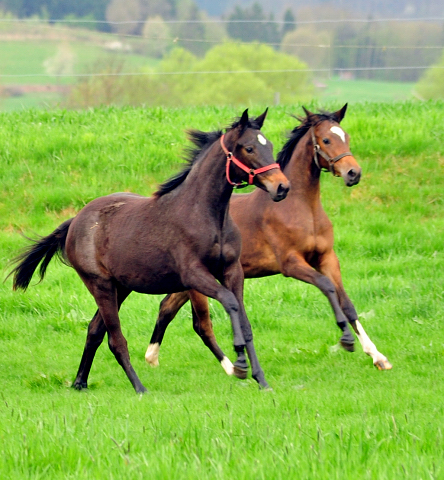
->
<box><xmin>154</xmin><ymin>114</ymin><xmax>264</xmax><ymax>197</ymax></box>
<box><xmin>277</xmin><ymin>109</ymin><xmax>339</xmax><ymax>171</ymax></box>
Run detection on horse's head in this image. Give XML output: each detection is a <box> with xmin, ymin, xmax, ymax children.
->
<box><xmin>304</xmin><ymin>104</ymin><xmax>361</xmax><ymax>187</ymax></box>
<box><xmin>222</xmin><ymin>109</ymin><xmax>290</xmax><ymax>202</ymax></box>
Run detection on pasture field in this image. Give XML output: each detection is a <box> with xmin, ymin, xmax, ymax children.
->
<box><xmin>320</xmin><ymin>77</ymin><xmax>415</xmax><ymax>103</ymax></box>
<box><xmin>0</xmin><ymin>102</ymin><xmax>443</xmax><ymax>479</ymax></box>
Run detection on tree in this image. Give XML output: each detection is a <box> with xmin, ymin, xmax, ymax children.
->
<box><xmin>1</xmin><ymin>0</ymin><xmax>109</xmax><ymax>23</ymax></box>
<box><xmin>65</xmin><ymin>57</ymin><xmax>128</xmax><ymax>108</ymax></box>
<box><xmin>281</xmin><ymin>27</ymin><xmax>331</xmax><ymax>78</ymax></box>
<box><xmin>142</xmin><ymin>15</ymin><xmax>171</xmax><ymax>58</ymax></box>
<box><xmin>143</xmin><ymin>42</ymin><xmax>313</xmax><ymax>107</ymax></box>
<box><xmin>171</xmin><ymin>0</ymin><xmax>207</xmax><ymax>56</ymax></box>
<box><xmin>282</xmin><ymin>8</ymin><xmax>296</xmax><ymax>38</ymax></box>
<box><xmin>415</xmin><ymin>51</ymin><xmax>444</xmax><ymax>99</ymax></box>
<box><xmin>227</xmin><ymin>2</ymin><xmax>281</xmax><ymax>46</ymax></box>
<box><xmin>106</xmin><ymin>0</ymin><xmax>142</xmax><ymax>36</ymax></box>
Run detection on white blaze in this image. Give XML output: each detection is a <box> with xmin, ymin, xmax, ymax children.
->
<box><xmin>257</xmin><ymin>134</ymin><xmax>267</xmax><ymax>145</ymax></box>
<box><xmin>330</xmin><ymin>126</ymin><xmax>346</xmax><ymax>143</ymax></box>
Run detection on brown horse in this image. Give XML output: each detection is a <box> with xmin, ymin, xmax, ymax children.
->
<box><xmin>145</xmin><ymin>104</ymin><xmax>392</xmax><ymax>377</ymax></box>
<box><xmin>9</xmin><ymin>109</ymin><xmax>290</xmax><ymax>393</ymax></box>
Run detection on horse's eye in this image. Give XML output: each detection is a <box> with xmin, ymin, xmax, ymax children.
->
<box><xmin>322</xmin><ymin>138</ymin><xmax>330</xmax><ymax>145</ymax></box>
<box><xmin>245</xmin><ymin>146</ymin><xmax>254</xmax><ymax>154</ymax></box>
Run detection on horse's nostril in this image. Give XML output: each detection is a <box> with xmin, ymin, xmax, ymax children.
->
<box><xmin>277</xmin><ymin>183</ymin><xmax>289</xmax><ymax>198</ymax></box>
<box><xmin>348</xmin><ymin>169</ymin><xmax>356</xmax><ymax>178</ymax></box>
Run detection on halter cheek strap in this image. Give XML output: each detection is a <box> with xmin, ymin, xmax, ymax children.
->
<box><xmin>220</xmin><ymin>134</ymin><xmax>281</xmax><ymax>187</ymax></box>
<box><xmin>310</xmin><ymin>127</ymin><xmax>353</xmax><ymax>176</ymax></box>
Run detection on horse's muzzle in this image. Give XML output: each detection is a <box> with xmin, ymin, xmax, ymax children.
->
<box><xmin>344</xmin><ymin>167</ymin><xmax>361</xmax><ymax>187</ymax></box>
<box><xmin>273</xmin><ymin>182</ymin><xmax>290</xmax><ymax>202</ymax></box>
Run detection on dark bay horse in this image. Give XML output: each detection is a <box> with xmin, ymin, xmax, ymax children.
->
<box><xmin>145</xmin><ymin>104</ymin><xmax>392</xmax><ymax>376</ymax></box>
<box><xmin>9</xmin><ymin>109</ymin><xmax>290</xmax><ymax>393</ymax></box>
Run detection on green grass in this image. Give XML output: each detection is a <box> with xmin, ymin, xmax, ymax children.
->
<box><xmin>0</xmin><ymin>40</ymin><xmax>155</xmax><ymax>85</ymax></box>
<box><xmin>320</xmin><ymin>77</ymin><xmax>415</xmax><ymax>103</ymax></box>
<box><xmin>0</xmin><ymin>102</ymin><xmax>443</xmax><ymax>478</ymax></box>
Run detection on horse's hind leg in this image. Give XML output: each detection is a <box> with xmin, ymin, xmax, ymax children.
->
<box><xmin>74</xmin><ymin>286</ymin><xmax>132</xmax><ymax>390</ymax></box>
<box><xmin>281</xmin><ymin>253</ymin><xmax>355</xmax><ymax>351</ymax></box>
<box><xmin>74</xmin><ymin>282</ymin><xmax>147</xmax><ymax>393</ymax></box>
<box><xmin>145</xmin><ymin>292</ymin><xmax>189</xmax><ymax>366</ymax></box>
<box><xmin>318</xmin><ymin>251</ymin><xmax>392</xmax><ymax>370</ymax></box>
<box><xmin>147</xmin><ymin>291</ymin><xmax>235</xmax><ymax>376</ymax></box>
<box><xmin>73</xmin><ymin>309</ymin><xmax>107</xmax><ymax>390</ymax></box>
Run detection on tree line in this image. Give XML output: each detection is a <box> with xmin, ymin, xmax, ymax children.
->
<box><xmin>1</xmin><ymin>0</ymin><xmax>443</xmax><ymax>83</ymax></box>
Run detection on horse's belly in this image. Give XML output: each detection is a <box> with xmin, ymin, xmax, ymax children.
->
<box><xmin>241</xmin><ymin>250</ymin><xmax>280</xmax><ymax>278</ymax></box>
<box><xmin>121</xmin><ymin>271</ymin><xmax>185</xmax><ymax>295</ymax></box>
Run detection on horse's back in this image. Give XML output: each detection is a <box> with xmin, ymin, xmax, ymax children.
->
<box><xmin>65</xmin><ymin>192</ymin><xmax>153</xmax><ymax>277</ymax></box>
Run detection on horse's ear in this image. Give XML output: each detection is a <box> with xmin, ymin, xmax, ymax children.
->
<box><xmin>302</xmin><ymin>106</ymin><xmax>313</xmax><ymax>118</ymax></box>
<box><xmin>239</xmin><ymin>109</ymin><xmax>249</xmax><ymax>128</ymax></box>
<box><xmin>333</xmin><ymin>103</ymin><xmax>348</xmax><ymax>123</ymax></box>
<box><xmin>255</xmin><ymin>108</ymin><xmax>268</xmax><ymax>129</ymax></box>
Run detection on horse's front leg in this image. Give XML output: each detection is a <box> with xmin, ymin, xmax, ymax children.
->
<box><xmin>182</xmin><ymin>266</ymin><xmax>268</xmax><ymax>388</ymax></box>
<box><xmin>222</xmin><ymin>261</ymin><xmax>270</xmax><ymax>389</ymax></box>
<box><xmin>318</xmin><ymin>251</ymin><xmax>392</xmax><ymax>370</ymax></box>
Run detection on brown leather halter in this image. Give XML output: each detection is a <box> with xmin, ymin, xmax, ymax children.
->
<box><xmin>220</xmin><ymin>134</ymin><xmax>281</xmax><ymax>187</ymax></box>
<box><xmin>310</xmin><ymin>127</ymin><xmax>353</xmax><ymax>176</ymax></box>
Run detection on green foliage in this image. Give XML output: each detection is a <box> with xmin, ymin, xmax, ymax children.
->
<box><xmin>281</xmin><ymin>8</ymin><xmax>296</xmax><ymax>38</ymax></box>
<box><xmin>139</xmin><ymin>43</ymin><xmax>312</xmax><ymax>107</ymax></box>
<box><xmin>331</xmin><ymin>21</ymin><xmax>443</xmax><ymax>82</ymax></box>
<box><xmin>66</xmin><ymin>43</ymin><xmax>312</xmax><ymax>108</ymax></box>
<box><xmin>414</xmin><ymin>50</ymin><xmax>444</xmax><ymax>100</ymax></box>
<box><xmin>1</xmin><ymin>0</ymin><xmax>109</xmax><ymax>23</ymax></box>
<box><xmin>227</xmin><ymin>2</ymin><xmax>281</xmax><ymax>45</ymax></box>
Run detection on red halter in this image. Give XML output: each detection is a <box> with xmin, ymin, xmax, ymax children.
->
<box><xmin>220</xmin><ymin>134</ymin><xmax>281</xmax><ymax>187</ymax></box>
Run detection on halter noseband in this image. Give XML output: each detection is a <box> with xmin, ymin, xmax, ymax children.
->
<box><xmin>220</xmin><ymin>134</ymin><xmax>281</xmax><ymax>187</ymax></box>
<box><xmin>310</xmin><ymin>127</ymin><xmax>352</xmax><ymax>176</ymax></box>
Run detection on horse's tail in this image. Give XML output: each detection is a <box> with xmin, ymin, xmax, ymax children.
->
<box><xmin>8</xmin><ymin>218</ymin><xmax>74</xmax><ymax>291</ymax></box>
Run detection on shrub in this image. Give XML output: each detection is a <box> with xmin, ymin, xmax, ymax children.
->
<box><xmin>415</xmin><ymin>51</ymin><xmax>444</xmax><ymax>100</ymax></box>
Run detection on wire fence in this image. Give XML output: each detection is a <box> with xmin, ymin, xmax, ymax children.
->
<box><xmin>0</xmin><ymin>16</ymin><xmax>443</xmax><ymax>106</ymax></box>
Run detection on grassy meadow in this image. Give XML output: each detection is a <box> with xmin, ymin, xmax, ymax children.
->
<box><xmin>0</xmin><ymin>102</ymin><xmax>443</xmax><ymax>479</ymax></box>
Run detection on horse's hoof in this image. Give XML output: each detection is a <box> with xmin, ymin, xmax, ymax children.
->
<box><xmin>233</xmin><ymin>366</ymin><xmax>248</xmax><ymax>379</ymax></box>
<box><xmin>72</xmin><ymin>381</ymin><xmax>87</xmax><ymax>390</ymax></box>
<box><xmin>340</xmin><ymin>340</ymin><xmax>355</xmax><ymax>352</ymax></box>
<box><xmin>146</xmin><ymin>359</ymin><xmax>159</xmax><ymax>368</ymax></box>
<box><xmin>374</xmin><ymin>358</ymin><xmax>392</xmax><ymax>370</ymax></box>
<box><xmin>259</xmin><ymin>384</ymin><xmax>273</xmax><ymax>392</ymax></box>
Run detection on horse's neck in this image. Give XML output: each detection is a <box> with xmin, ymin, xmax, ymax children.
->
<box><xmin>285</xmin><ymin>135</ymin><xmax>321</xmax><ymax>204</ymax></box>
<box><xmin>182</xmin><ymin>142</ymin><xmax>233</xmax><ymax>222</ymax></box>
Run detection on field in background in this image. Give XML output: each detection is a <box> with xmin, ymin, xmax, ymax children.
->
<box><xmin>0</xmin><ymin>102</ymin><xmax>443</xmax><ymax>478</ymax></box>
<box><xmin>320</xmin><ymin>77</ymin><xmax>415</xmax><ymax>103</ymax></box>
<box><xmin>0</xmin><ymin>23</ymin><xmax>417</xmax><ymax>110</ymax></box>
<box><xmin>0</xmin><ymin>25</ymin><xmax>159</xmax><ymax>111</ymax></box>
<box><xmin>1</xmin><ymin>77</ymin><xmax>416</xmax><ymax>111</ymax></box>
